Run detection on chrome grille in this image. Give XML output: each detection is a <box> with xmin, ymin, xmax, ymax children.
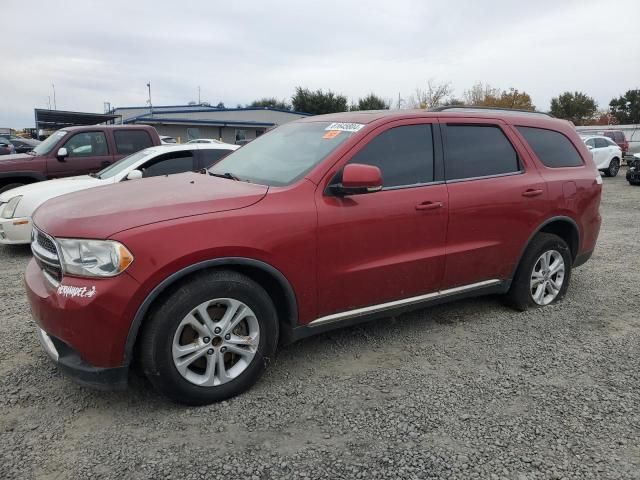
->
<box><xmin>31</xmin><ymin>227</ymin><xmax>63</xmax><ymax>283</ymax></box>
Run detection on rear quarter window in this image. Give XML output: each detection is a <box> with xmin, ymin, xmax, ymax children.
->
<box><xmin>114</xmin><ymin>130</ymin><xmax>153</xmax><ymax>154</ymax></box>
<box><xmin>517</xmin><ymin>127</ymin><xmax>583</xmax><ymax>168</ymax></box>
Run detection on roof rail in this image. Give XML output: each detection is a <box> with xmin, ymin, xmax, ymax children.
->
<box><xmin>430</xmin><ymin>105</ymin><xmax>554</xmax><ymax>118</ymax></box>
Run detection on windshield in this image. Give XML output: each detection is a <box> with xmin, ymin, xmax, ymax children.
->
<box><xmin>208</xmin><ymin>122</ymin><xmax>359</xmax><ymax>186</ymax></box>
<box><xmin>96</xmin><ymin>149</ymin><xmax>155</xmax><ymax>179</ymax></box>
<box><xmin>32</xmin><ymin>130</ymin><xmax>67</xmax><ymax>155</ymax></box>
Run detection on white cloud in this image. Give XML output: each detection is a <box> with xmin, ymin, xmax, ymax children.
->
<box><xmin>1</xmin><ymin>0</ymin><xmax>639</xmax><ymax>127</ymax></box>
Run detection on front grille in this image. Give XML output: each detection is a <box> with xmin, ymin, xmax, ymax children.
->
<box><xmin>31</xmin><ymin>227</ymin><xmax>63</xmax><ymax>283</ymax></box>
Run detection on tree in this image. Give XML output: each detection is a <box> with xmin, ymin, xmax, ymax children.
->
<box><xmin>410</xmin><ymin>80</ymin><xmax>453</xmax><ymax>109</ymax></box>
<box><xmin>463</xmin><ymin>83</ymin><xmax>534</xmax><ymax>110</ymax></box>
<box><xmin>609</xmin><ymin>89</ymin><xmax>640</xmax><ymax>124</ymax></box>
<box><xmin>549</xmin><ymin>91</ymin><xmax>597</xmax><ymax>125</ymax></box>
<box><xmin>463</xmin><ymin>82</ymin><xmax>500</xmax><ymax>106</ymax></box>
<box><xmin>590</xmin><ymin>111</ymin><xmax>619</xmax><ymax>126</ymax></box>
<box><xmin>291</xmin><ymin>87</ymin><xmax>348</xmax><ymax>114</ymax></box>
<box><xmin>350</xmin><ymin>93</ymin><xmax>390</xmax><ymax>111</ymax></box>
<box><xmin>248</xmin><ymin>97</ymin><xmax>291</xmax><ymax>110</ymax></box>
<box><xmin>215</xmin><ymin>102</ymin><xmax>225</xmax><ymax>109</ymax></box>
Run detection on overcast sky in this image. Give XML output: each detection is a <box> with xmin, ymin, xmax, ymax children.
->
<box><xmin>2</xmin><ymin>0</ymin><xmax>639</xmax><ymax>127</ymax></box>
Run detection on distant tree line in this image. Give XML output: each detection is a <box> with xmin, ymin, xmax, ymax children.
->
<box><xmin>238</xmin><ymin>83</ymin><xmax>640</xmax><ymax>126</ymax></box>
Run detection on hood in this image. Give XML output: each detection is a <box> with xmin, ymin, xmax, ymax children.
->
<box><xmin>33</xmin><ymin>172</ymin><xmax>269</xmax><ymax>239</ymax></box>
<box><xmin>0</xmin><ymin>175</ymin><xmax>101</xmax><ymax>202</ymax></box>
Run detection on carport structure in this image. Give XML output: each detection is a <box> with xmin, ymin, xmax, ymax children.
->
<box><xmin>34</xmin><ymin>109</ymin><xmax>121</xmax><ymax>135</ymax></box>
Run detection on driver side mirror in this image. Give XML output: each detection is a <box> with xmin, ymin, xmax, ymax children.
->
<box><xmin>126</xmin><ymin>169</ymin><xmax>143</xmax><ymax>180</ymax></box>
<box><xmin>56</xmin><ymin>147</ymin><xmax>68</xmax><ymax>160</ymax></box>
<box><xmin>330</xmin><ymin>163</ymin><xmax>383</xmax><ymax>196</ymax></box>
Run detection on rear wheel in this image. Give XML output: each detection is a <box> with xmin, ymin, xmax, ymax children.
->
<box><xmin>604</xmin><ymin>158</ymin><xmax>620</xmax><ymax>177</ymax></box>
<box><xmin>505</xmin><ymin>233</ymin><xmax>572</xmax><ymax>311</ymax></box>
<box><xmin>140</xmin><ymin>270</ymin><xmax>279</xmax><ymax>405</ymax></box>
<box><xmin>0</xmin><ymin>183</ymin><xmax>25</xmax><ymax>195</ymax></box>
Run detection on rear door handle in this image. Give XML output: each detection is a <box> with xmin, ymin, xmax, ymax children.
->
<box><xmin>522</xmin><ymin>189</ymin><xmax>543</xmax><ymax>198</ymax></box>
<box><xmin>415</xmin><ymin>201</ymin><xmax>443</xmax><ymax>211</ymax></box>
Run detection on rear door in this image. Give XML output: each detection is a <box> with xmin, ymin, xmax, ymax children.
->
<box><xmin>112</xmin><ymin>129</ymin><xmax>155</xmax><ymax>162</ymax></box>
<box><xmin>441</xmin><ymin>119</ymin><xmax>548</xmax><ymax>288</ymax></box>
<box><xmin>47</xmin><ymin>130</ymin><xmax>113</xmax><ymax>177</ymax></box>
<box><xmin>315</xmin><ymin>119</ymin><xmax>449</xmax><ymax>317</ymax></box>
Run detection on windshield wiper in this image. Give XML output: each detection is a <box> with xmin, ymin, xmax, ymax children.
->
<box><xmin>209</xmin><ymin>171</ymin><xmax>240</xmax><ymax>181</ymax></box>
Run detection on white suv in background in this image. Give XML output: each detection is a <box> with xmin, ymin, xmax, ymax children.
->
<box><xmin>581</xmin><ymin>135</ymin><xmax>622</xmax><ymax>177</ymax></box>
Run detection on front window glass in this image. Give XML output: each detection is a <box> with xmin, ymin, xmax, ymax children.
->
<box><xmin>96</xmin><ymin>149</ymin><xmax>155</xmax><ymax>179</ymax></box>
<box><xmin>210</xmin><ymin>122</ymin><xmax>358</xmax><ymax>186</ymax></box>
<box><xmin>32</xmin><ymin>130</ymin><xmax>67</xmax><ymax>155</ymax></box>
<box><xmin>64</xmin><ymin>132</ymin><xmax>109</xmax><ymax>157</ymax></box>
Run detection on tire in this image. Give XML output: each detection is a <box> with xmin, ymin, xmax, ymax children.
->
<box><xmin>504</xmin><ymin>233</ymin><xmax>572</xmax><ymax>312</ymax></box>
<box><xmin>604</xmin><ymin>158</ymin><xmax>620</xmax><ymax>177</ymax></box>
<box><xmin>0</xmin><ymin>183</ymin><xmax>25</xmax><ymax>195</ymax></box>
<box><xmin>140</xmin><ymin>270</ymin><xmax>279</xmax><ymax>405</ymax></box>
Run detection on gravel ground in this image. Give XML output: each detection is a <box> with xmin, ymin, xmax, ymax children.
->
<box><xmin>1</xmin><ymin>171</ymin><xmax>639</xmax><ymax>480</ymax></box>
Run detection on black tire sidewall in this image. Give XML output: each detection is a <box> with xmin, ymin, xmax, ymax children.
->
<box><xmin>508</xmin><ymin>233</ymin><xmax>572</xmax><ymax>311</ymax></box>
<box><xmin>142</xmin><ymin>272</ymin><xmax>278</xmax><ymax>405</ymax></box>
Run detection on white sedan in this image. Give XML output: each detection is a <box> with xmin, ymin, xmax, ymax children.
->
<box><xmin>187</xmin><ymin>138</ymin><xmax>224</xmax><ymax>144</ymax></box>
<box><xmin>581</xmin><ymin>135</ymin><xmax>623</xmax><ymax>177</ymax></box>
<box><xmin>0</xmin><ymin>142</ymin><xmax>238</xmax><ymax>245</ymax></box>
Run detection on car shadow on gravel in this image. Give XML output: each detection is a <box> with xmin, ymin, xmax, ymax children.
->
<box><xmin>0</xmin><ymin>244</ymin><xmax>32</xmax><ymax>258</ymax></box>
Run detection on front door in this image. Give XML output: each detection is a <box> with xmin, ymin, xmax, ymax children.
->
<box><xmin>47</xmin><ymin>131</ymin><xmax>113</xmax><ymax>178</ymax></box>
<box><xmin>315</xmin><ymin>120</ymin><xmax>448</xmax><ymax>318</ymax></box>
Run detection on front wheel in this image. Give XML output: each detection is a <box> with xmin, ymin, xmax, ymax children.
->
<box><xmin>505</xmin><ymin>233</ymin><xmax>572</xmax><ymax>311</ymax></box>
<box><xmin>604</xmin><ymin>158</ymin><xmax>620</xmax><ymax>177</ymax></box>
<box><xmin>140</xmin><ymin>270</ymin><xmax>279</xmax><ymax>405</ymax></box>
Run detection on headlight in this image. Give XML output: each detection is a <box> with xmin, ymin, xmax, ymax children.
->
<box><xmin>1</xmin><ymin>196</ymin><xmax>22</xmax><ymax>219</ymax></box>
<box><xmin>57</xmin><ymin>238</ymin><xmax>134</xmax><ymax>277</ymax></box>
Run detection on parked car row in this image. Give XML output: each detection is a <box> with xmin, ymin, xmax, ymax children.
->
<box><xmin>18</xmin><ymin>108</ymin><xmax>603</xmax><ymax>405</ymax></box>
<box><xmin>0</xmin><ymin>142</ymin><xmax>238</xmax><ymax>244</ymax></box>
<box><xmin>0</xmin><ymin>135</ymin><xmax>41</xmax><ymax>156</ymax></box>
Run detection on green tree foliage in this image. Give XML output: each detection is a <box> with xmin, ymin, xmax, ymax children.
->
<box><xmin>248</xmin><ymin>97</ymin><xmax>291</xmax><ymax>110</ymax></box>
<box><xmin>609</xmin><ymin>89</ymin><xmax>640</xmax><ymax>124</ymax></box>
<box><xmin>350</xmin><ymin>93</ymin><xmax>390</xmax><ymax>111</ymax></box>
<box><xmin>549</xmin><ymin>91</ymin><xmax>597</xmax><ymax>125</ymax></box>
<box><xmin>291</xmin><ymin>87</ymin><xmax>348</xmax><ymax>115</ymax></box>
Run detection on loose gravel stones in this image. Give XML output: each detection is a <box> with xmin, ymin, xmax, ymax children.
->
<box><xmin>0</xmin><ymin>172</ymin><xmax>638</xmax><ymax>479</ymax></box>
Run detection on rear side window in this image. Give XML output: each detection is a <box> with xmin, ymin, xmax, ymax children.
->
<box><xmin>444</xmin><ymin>125</ymin><xmax>519</xmax><ymax>180</ymax></box>
<box><xmin>594</xmin><ymin>138</ymin><xmax>608</xmax><ymax>148</ymax></box>
<box><xmin>517</xmin><ymin>127</ymin><xmax>583</xmax><ymax>168</ymax></box>
<box><xmin>200</xmin><ymin>148</ymin><xmax>233</xmax><ymax>167</ymax></box>
<box><xmin>141</xmin><ymin>151</ymin><xmax>194</xmax><ymax>177</ymax></box>
<box><xmin>349</xmin><ymin>124</ymin><xmax>434</xmax><ymax>188</ymax></box>
<box><xmin>114</xmin><ymin>130</ymin><xmax>153</xmax><ymax>154</ymax></box>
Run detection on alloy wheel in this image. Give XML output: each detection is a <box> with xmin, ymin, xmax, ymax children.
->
<box><xmin>530</xmin><ymin>250</ymin><xmax>565</xmax><ymax>306</ymax></box>
<box><xmin>172</xmin><ymin>298</ymin><xmax>260</xmax><ymax>386</ymax></box>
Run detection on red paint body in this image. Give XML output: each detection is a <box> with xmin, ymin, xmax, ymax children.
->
<box><xmin>25</xmin><ymin>111</ymin><xmax>602</xmax><ymax>370</ymax></box>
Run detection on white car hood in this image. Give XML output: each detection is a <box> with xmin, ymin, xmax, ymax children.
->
<box><xmin>0</xmin><ymin>175</ymin><xmax>109</xmax><ymax>218</ymax></box>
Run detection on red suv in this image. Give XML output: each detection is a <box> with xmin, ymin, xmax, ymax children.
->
<box><xmin>25</xmin><ymin>108</ymin><xmax>602</xmax><ymax>405</ymax></box>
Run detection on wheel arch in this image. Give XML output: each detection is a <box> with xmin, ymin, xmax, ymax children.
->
<box><xmin>0</xmin><ymin>172</ymin><xmax>45</xmax><ymax>188</ymax></box>
<box><xmin>124</xmin><ymin>257</ymin><xmax>299</xmax><ymax>366</ymax></box>
<box><xmin>510</xmin><ymin>216</ymin><xmax>580</xmax><ymax>280</ymax></box>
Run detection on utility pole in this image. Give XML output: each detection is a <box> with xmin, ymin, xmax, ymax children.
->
<box><xmin>198</xmin><ymin>86</ymin><xmax>201</xmax><ymax>105</ymax></box>
<box><xmin>47</xmin><ymin>96</ymin><xmax>51</xmax><ymax>110</ymax></box>
<box><xmin>52</xmin><ymin>84</ymin><xmax>57</xmax><ymax>110</ymax></box>
<box><xmin>147</xmin><ymin>82</ymin><xmax>153</xmax><ymax>117</ymax></box>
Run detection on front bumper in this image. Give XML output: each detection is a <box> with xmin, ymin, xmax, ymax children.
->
<box><xmin>25</xmin><ymin>258</ymin><xmax>142</xmax><ymax>388</ymax></box>
<box><xmin>0</xmin><ymin>216</ymin><xmax>31</xmax><ymax>244</ymax></box>
<box><xmin>36</xmin><ymin>327</ymin><xmax>128</xmax><ymax>389</ymax></box>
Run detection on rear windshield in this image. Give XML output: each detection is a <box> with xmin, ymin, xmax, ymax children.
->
<box><xmin>209</xmin><ymin>122</ymin><xmax>359</xmax><ymax>186</ymax></box>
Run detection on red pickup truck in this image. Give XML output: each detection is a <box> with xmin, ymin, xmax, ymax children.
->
<box><xmin>0</xmin><ymin>125</ymin><xmax>161</xmax><ymax>194</ymax></box>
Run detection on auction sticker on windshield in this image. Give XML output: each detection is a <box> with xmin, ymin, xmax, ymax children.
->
<box><xmin>325</xmin><ymin>122</ymin><xmax>365</xmax><ymax>132</ymax></box>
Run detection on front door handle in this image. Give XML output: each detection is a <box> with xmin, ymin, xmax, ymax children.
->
<box><xmin>522</xmin><ymin>189</ymin><xmax>543</xmax><ymax>198</ymax></box>
<box><xmin>415</xmin><ymin>201</ymin><xmax>443</xmax><ymax>211</ymax></box>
